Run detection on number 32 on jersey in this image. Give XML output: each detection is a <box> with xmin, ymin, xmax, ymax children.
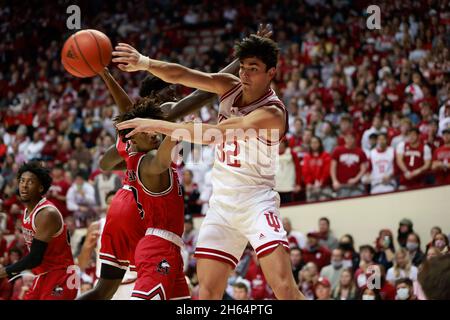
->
<box><xmin>217</xmin><ymin>140</ymin><xmax>241</xmax><ymax>168</ymax></box>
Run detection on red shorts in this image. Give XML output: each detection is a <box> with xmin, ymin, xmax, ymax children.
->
<box><xmin>131</xmin><ymin>235</ymin><xmax>189</xmax><ymax>300</ymax></box>
<box><xmin>99</xmin><ymin>188</ymin><xmax>145</xmax><ymax>272</ymax></box>
<box><xmin>24</xmin><ymin>268</ymin><xmax>78</xmax><ymax>300</ymax></box>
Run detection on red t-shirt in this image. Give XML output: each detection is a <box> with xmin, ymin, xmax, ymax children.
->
<box><xmin>433</xmin><ymin>145</ymin><xmax>450</xmax><ymax>184</ymax></box>
<box><xmin>302</xmin><ymin>152</ymin><xmax>332</xmax><ymax>186</ymax></box>
<box><xmin>301</xmin><ymin>246</ymin><xmax>331</xmax><ymax>271</ymax></box>
<box><xmin>380</xmin><ymin>281</ymin><xmax>396</xmax><ymax>300</ymax></box>
<box><xmin>332</xmin><ymin>146</ymin><xmax>368</xmax><ymax>184</ymax></box>
<box><xmin>245</xmin><ymin>259</ymin><xmax>273</xmax><ymax>300</ymax></box>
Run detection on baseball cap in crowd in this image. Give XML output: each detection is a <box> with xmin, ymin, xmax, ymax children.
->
<box><xmin>315</xmin><ymin>277</ymin><xmax>331</xmax><ymax>289</ymax></box>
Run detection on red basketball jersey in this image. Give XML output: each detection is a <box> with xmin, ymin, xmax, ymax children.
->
<box><xmin>21</xmin><ymin>198</ymin><xmax>74</xmax><ymax>275</ymax></box>
<box><xmin>127</xmin><ymin>153</ymin><xmax>184</xmax><ymax>237</ymax></box>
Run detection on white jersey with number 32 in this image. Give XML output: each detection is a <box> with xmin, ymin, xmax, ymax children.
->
<box><xmin>211</xmin><ymin>83</ymin><xmax>288</xmax><ymax>203</ymax></box>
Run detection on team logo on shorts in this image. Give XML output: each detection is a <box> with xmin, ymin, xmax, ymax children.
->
<box><xmin>157</xmin><ymin>259</ymin><xmax>171</xmax><ymax>275</ymax></box>
<box><xmin>51</xmin><ymin>285</ymin><xmax>64</xmax><ymax>296</ymax></box>
<box><xmin>264</xmin><ymin>211</ymin><xmax>281</xmax><ymax>232</ymax></box>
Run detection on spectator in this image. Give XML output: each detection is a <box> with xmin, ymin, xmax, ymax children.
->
<box><xmin>386</xmin><ymin>248</ymin><xmax>419</xmax><ymax>284</ymax></box>
<box><xmin>391</xmin><ymin>117</ymin><xmax>412</xmax><ymax>149</ymax></box>
<box><xmin>66</xmin><ymin>172</ymin><xmax>97</xmax><ymax>227</ymax></box>
<box><xmin>244</xmin><ymin>251</ymin><xmax>273</xmax><ymax>300</ymax></box>
<box><xmin>331</xmin><ymin>133</ymin><xmax>368</xmax><ymax>198</ymax></box>
<box><xmin>320</xmin><ymin>248</ymin><xmax>345</xmax><ymax>290</ymax></box>
<box><xmin>232</xmin><ymin>281</ymin><xmax>251</xmax><ymax>300</ymax></box>
<box><xmin>426</xmin><ymin>246</ymin><xmax>442</xmax><ymax>260</ymax></box>
<box><xmin>406</xmin><ymin>233</ymin><xmax>425</xmax><ymax>267</ymax></box>
<box><xmin>302</xmin><ymin>232</ymin><xmax>331</xmax><ymax>271</ymax></box>
<box><xmin>72</xmin><ymin>137</ymin><xmax>93</xmax><ymax>169</ymax></box>
<box><xmin>378</xmin><ymin>265</ymin><xmax>397</xmax><ymax>300</ymax></box>
<box><xmin>425</xmin><ymin>226</ymin><xmax>442</xmax><ymax>253</ymax></box>
<box><xmin>317</xmin><ymin>217</ymin><xmax>338</xmax><ymax>250</ymax></box>
<box><xmin>302</xmin><ymin>136</ymin><xmax>332</xmax><ymax>202</ymax></box>
<box><xmin>361</xmin><ymin>114</ymin><xmax>387</xmax><ymax>154</ymax></box>
<box><xmin>46</xmin><ymin>164</ymin><xmax>71</xmax><ymax>218</ymax></box>
<box><xmin>360</xmin><ymin>286</ymin><xmax>382</xmax><ymax>301</ymax></box>
<box><xmin>287</xmin><ymin>118</ymin><xmax>303</xmax><ymax>154</ymax></box>
<box><xmin>354</xmin><ymin>245</ymin><xmax>376</xmax><ymax>289</ymax></box>
<box><xmin>418</xmin><ymin>254</ymin><xmax>450</xmax><ymax>300</ymax></box>
<box><xmin>431</xmin><ymin>232</ymin><xmax>449</xmax><ymax>255</ymax></box>
<box><xmin>397</xmin><ymin>218</ymin><xmax>414</xmax><ymax>248</ymax></box>
<box><xmin>314</xmin><ymin>277</ymin><xmax>333</xmax><ymax>300</ymax></box>
<box><xmin>432</xmin><ymin>128</ymin><xmax>450</xmax><ymax>185</ymax></box>
<box><xmin>93</xmin><ymin>171</ymin><xmax>121</xmax><ymax>212</ymax></box>
<box><xmin>298</xmin><ymin>262</ymin><xmax>319</xmax><ymax>300</ymax></box>
<box><xmin>338</xmin><ymin>234</ymin><xmax>360</xmax><ymax>272</ymax></box>
<box><xmin>395</xmin><ymin>278</ymin><xmax>417</xmax><ymax>300</ymax></box>
<box><xmin>374</xmin><ymin>229</ymin><xmax>396</xmax><ymax>271</ymax></box>
<box><xmin>182</xmin><ymin>215</ymin><xmax>198</xmax><ymax>256</ymax></box>
<box><xmin>396</xmin><ymin>127</ymin><xmax>432</xmax><ymax>190</ymax></box>
<box><xmin>290</xmin><ymin>247</ymin><xmax>305</xmax><ymax>283</ymax></box>
<box><xmin>336</xmin><ymin>115</ymin><xmax>356</xmax><ymax>146</ymax></box>
<box><xmin>182</xmin><ymin>170</ymin><xmax>202</xmax><ymax>216</ymax></box>
<box><xmin>320</xmin><ymin>121</ymin><xmax>337</xmax><ymax>154</ymax></box>
<box><xmin>331</xmin><ymin>268</ymin><xmax>358</xmax><ymax>300</ymax></box>
<box><xmin>274</xmin><ymin>139</ymin><xmax>302</xmax><ymax>204</ymax></box>
<box><xmin>282</xmin><ymin>217</ymin><xmax>306</xmax><ymax>249</ymax></box>
<box><xmin>366</xmin><ymin>133</ymin><xmax>397</xmax><ymax>194</ymax></box>
<box><xmin>25</xmin><ymin>131</ymin><xmax>44</xmax><ymax>161</ymax></box>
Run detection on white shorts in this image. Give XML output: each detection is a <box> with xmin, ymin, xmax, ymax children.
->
<box><xmin>194</xmin><ymin>189</ymin><xmax>289</xmax><ymax>268</ymax></box>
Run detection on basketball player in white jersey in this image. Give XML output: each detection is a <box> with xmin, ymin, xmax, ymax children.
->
<box><xmin>113</xmin><ymin>35</ymin><xmax>304</xmax><ymax>300</ymax></box>
<box><xmin>366</xmin><ymin>133</ymin><xmax>397</xmax><ymax>194</ymax></box>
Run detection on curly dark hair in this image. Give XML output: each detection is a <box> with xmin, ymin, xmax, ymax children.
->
<box><xmin>234</xmin><ymin>34</ymin><xmax>279</xmax><ymax>70</ymax></box>
<box><xmin>17</xmin><ymin>161</ymin><xmax>53</xmax><ymax>195</ymax></box>
<box><xmin>139</xmin><ymin>75</ymin><xmax>171</xmax><ymax>97</ymax></box>
<box><xmin>114</xmin><ymin>95</ymin><xmax>168</xmax><ymax>141</ymax></box>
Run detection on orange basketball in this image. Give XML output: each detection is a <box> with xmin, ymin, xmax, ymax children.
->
<box><xmin>61</xmin><ymin>29</ymin><xmax>112</xmax><ymax>78</ymax></box>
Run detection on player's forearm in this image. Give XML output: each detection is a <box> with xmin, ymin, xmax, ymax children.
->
<box><xmin>145</xmin><ymin>59</ymin><xmax>190</xmax><ymax>85</ymax></box>
<box><xmin>5</xmin><ymin>239</ymin><xmax>47</xmax><ymax>277</ymax></box>
<box><xmin>154</xmin><ymin>121</ymin><xmax>220</xmax><ymax>145</ymax></box>
<box><xmin>99</xmin><ymin>69</ymin><xmax>133</xmax><ymax>113</ymax></box>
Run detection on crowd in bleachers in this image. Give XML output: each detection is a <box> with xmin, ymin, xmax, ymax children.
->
<box><xmin>0</xmin><ymin>0</ymin><xmax>449</xmax><ymax>299</ymax></box>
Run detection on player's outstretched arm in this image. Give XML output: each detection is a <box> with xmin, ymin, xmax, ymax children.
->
<box><xmin>116</xmin><ymin>105</ymin><xmax>285</xmax><ymax>145</ymax></box>
<box><xmin>99</xmin><ymin>67</ymin><xmax>133</xmax><ymax>113</ymax></box>
<box><xmin>1</xmin><ymin>208</ymin><xmax>61</xmax><ymax>278</ymax></box>
<box><xmin>112</xmin><ymin>44</ymin><xmax>239</xmax><ymax>96</ymax></box>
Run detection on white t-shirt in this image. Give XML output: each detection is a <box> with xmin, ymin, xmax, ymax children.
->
<box><xmin>386</xmin><ymin>266</ymin><xmax>418</xmax><ymax>284</ymax></box>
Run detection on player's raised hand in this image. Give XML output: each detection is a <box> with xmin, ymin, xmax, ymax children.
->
<box><xmin>116</xmin><ymin>118</ymin><xmax>159</xmax><ymax>138</ymax></box>
<box><xmin>112</xmin><ymin>43</ymin><xmax>149</xmax><ymax>72</ymax></box>
<box><xmin>256</xmin><ymin>23</ymin><xmax>273</xmax><ymax>39</ymax></box>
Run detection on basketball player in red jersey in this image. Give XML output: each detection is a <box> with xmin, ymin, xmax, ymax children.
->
<box><xmin>78</xmin><ymin>70</ymin><xmax>222</xmax><ymax>300</ymax></box>
<box><xmin>114</xmin><ymin>97</ymin><xmax>188</xmax><ymax>300</ymax></box>
<box><xmin>114</xmin><ymin>35</ymin><xmax>304</xmax><ymax>299</ymax></box>
<box><xmin>0</xmin><ymin>162</ymin><xmax>76</xmax><ymax>300</ymax></box>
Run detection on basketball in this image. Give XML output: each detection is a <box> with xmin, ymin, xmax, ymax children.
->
<box><xmin>61</xmin><ymin>29</ymin><xmax>112</xmax><ymax>78</ymax></box>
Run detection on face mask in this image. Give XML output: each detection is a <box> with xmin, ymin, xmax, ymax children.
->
<box><xmin>362</xmin><ymin>295</ymin><xmax>375</xmax><ymax>300</ymax></box>
<box><xmin>406</xmin><ymin>242</ymin><xmax>418</xmax><ymax>251</ymax></box>
<box><xmin>435</xmin><ymin>240</ymin><xmax>446</xmax><ymax>249</ymax></box>
<box><xmin>332</xmin><ymin>260</ymin><xmax>343</xmax><ymax>269</ymax></box>
<box><xmin>396</xmin><ymin>288</ymin><xmax>410</xmax><ymax>300</ymax></box>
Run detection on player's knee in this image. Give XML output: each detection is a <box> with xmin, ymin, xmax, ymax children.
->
<box><xmin>271</xmin><ymin>278</ymin><xmax>297</xmax><ymax>298</ymax></box>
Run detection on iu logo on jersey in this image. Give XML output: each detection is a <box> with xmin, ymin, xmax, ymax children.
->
<box><xmin>264</xmin><ymin>212</ymin><xmax>281</xmax><ymax>232</ymax></box>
